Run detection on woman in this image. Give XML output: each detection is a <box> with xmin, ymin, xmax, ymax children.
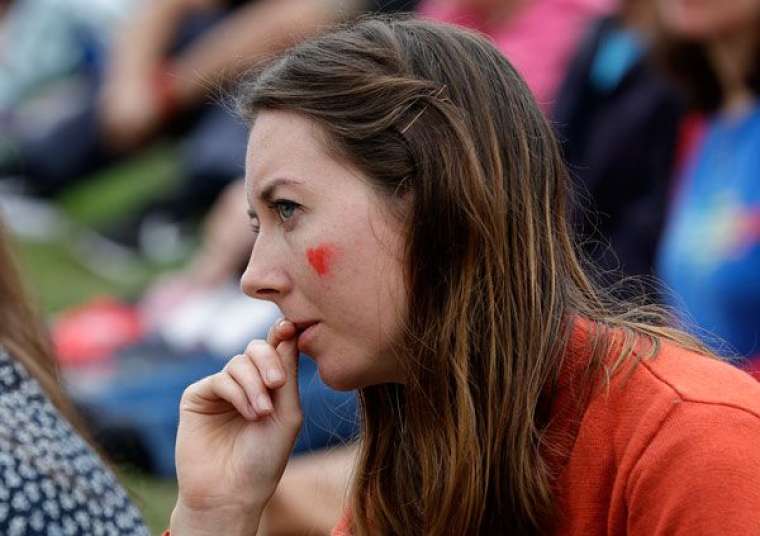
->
<box><xmin>0</xmin><ymin>221</ymin><xmax>149</xmax><ymax>534</ymax></box>
<box><xmin>169</xmin><ymin>16</ymin><xmax>760</xmax><ymax>535</ymax></box>
<box><xmin>654</xmin><ymin>0</ymin><xmax>760</xmax><ymax>377</ymax></box>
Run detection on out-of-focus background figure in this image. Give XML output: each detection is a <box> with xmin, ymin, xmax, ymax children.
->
<box><xmin>0</xmin><ymin>0</ymin><xmax>757</xmax><ymax>532</ymax></box>
<box><xmin>653</xmin><ymin>0</ymin><xmax>760</xmax><ymax>377</ymax></box>
<box><xmin>419</xmin><ymin>0</ymin><xmax>613</xmax><ymax>110</ymax></box>
<box><xmin>2</xmin><ymin>0</ymin><xmax>371</xmax><ymax>243</ymax></box>
<box><xmin>552</xmin><ymin>0</ymin><xmax>684</xmax><ymax>289</ymax></box>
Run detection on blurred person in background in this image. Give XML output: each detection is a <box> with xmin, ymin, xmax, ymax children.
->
<box><xmin>139</xmin><ymin>179</ymin><xmax>250</xmax><ymax>319</ymax></box>
<box><xmin>418</xmin><ymin>0</ymin><xmax>613</xmax><ymax>110</ymax></box>
<box><xmin>0</xmin><ymin>218</ymin><xmax>149</xmax><ymax>534</ymax></box>
<box><xmin>2</xmin><ymin>0</ymin><xmax>419</xmax><ymax>249</ymax></box>
<box><xmin>552</xmin><ymin>0</ymin><xmax>684</xmax><ymax>290</ymax></box>
<box><xmin>0</xmin><ymin>0</ymin><xmax>136</xmax><ymax>171</ymax></box>
<box><xmin>654</xmin><ymin>0</ymin><xmax>760</xmax><ymax>377</ymax></box>
<box><xmin>0</xmin><ymin>0</ymin><xmax>134</xmax><ymax>113</ymax></box>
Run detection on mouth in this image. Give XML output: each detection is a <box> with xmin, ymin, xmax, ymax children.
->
<box><xmin>292</xmin><ymin>320</ymin><xmax>320</xmax><ymax>352</ymax></box>
<box><xmin>293</xmin><ymin>320</ymin><xmax>318</xmax><ymax>332</ymax></box>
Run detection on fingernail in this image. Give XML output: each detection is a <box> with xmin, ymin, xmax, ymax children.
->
<box><xmin>267</xmin><ymin>369</ymin><xmax>283</xmax><ymax>384</ymax></box>
<box><xmin>278</xmin><ymin>319</ymin><xmax>289</xmax><ymax>329</ymax></box>
<box><xmin>257</xmin><ymin>394</ymin><xmax>272</xmax><ymax>412</ymax></box>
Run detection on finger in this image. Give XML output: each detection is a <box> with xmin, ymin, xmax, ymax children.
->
<box><xmin>267</xmin><ymin>320</ymin><xmax>298</xmax><ymax>372</ymax></box>
<box><xmin>199</xmin><ymin>372</ymin><xmax>258</xmax><ymax>420</ymax></box>
<box><xmin>266</xmin><ymin>319</ymin><xmax>297</xmax><ymax>348</ymax></box>
<box><xmin>245</xmin><ymin>340</ymin><xmax>286</xmax><ymax>388</ymax></box>
<box><xmin>266</xmin><ymin>320</ymin><xmax>301</xmax><ymax>415</ymax></box>
<box><xmin>225</xmin><ymin>354</ymin><xmax>273</xmax><ymax>415</ymax></box>
<box><xmin>266</xmin><ymin>319</ymin><xmax>299</xmax><ymax>382</ymax></box>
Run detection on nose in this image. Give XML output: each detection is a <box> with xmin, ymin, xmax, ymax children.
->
<box><xmin>240</xmin><ymin>242</ymin><xmax>291</xmax><ymax>302</ymax></box>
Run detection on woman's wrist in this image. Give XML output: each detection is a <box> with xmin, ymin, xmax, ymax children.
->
<box><xmin>169</xmin><ymin>498</ymin><xmax>264</xmax><ymax>536</ymax></box>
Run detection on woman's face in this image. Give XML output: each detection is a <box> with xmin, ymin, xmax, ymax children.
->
<box><xmin>241</xmin><ymin>110</ymin><xmax>408</xmax><ymax>390</ymax></box>
<box><xmin>657</xmin><ymin>0</ymin><xmax>760</xmax><ymax>40</ymax></box>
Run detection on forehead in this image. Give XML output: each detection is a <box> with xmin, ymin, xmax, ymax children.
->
<box><xmin>245</xmin><ymin>111</ymin><xmax>333</xmax><ymax>196</ymax></box>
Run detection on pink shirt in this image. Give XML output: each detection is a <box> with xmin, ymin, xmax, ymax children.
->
<box><xmin>418</xmin><ymin>0</ymin><xmax>613</xmax><ymax>111</ymax></box>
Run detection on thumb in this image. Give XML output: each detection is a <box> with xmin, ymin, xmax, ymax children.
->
<box><xmin>267</xmin><ymin>320</ymin><xmax>301</xmax><ymax>414</ymax></box>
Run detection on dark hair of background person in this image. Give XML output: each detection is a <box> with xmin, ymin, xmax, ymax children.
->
<box><xmin>653</xmin><ymin>21</ymin><xmax>760</xmax><ymax>111</ymax></box>
<box><xmin>238</xmin><ymin>15</ymin><xmax>712</xmax><ymax>535</ymax></box>
<box><xmin>0</xmin><ymin>220</ymin><xmax>87</xmax><ymax>433</ymax></box>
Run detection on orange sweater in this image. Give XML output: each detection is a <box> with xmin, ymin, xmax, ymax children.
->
<box><xmin>334</xmin><ymin>327</ymin><xmax>760</xmax><ymax>535</ymax></box>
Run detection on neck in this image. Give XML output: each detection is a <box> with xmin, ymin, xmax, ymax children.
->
<box><xmin>708</xmin><ymin>30</ymin><xmax>756</xmax><ymax>116</ymax></box>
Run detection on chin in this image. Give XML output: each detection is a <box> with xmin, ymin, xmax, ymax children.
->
<box><xmin>316</xmin><ymin>364</ymin><xmax>363</xmax><ymax>391</ymax></box>
<box><xmin>312</xmin><ymin>352</ymin><xmax>390</xmax><ymax>391</ymax></box>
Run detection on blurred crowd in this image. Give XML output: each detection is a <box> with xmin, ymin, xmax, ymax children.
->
<box><xmin>0</xmin><ymin>0</ymin><xmax>758</xmax><ymax>533</ymax></box>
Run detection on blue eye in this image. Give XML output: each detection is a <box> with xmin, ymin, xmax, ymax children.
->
<box><xmin>273</xmin><ymin>200</ymin><xmax>299</xmax><ymax>222</ymax></box>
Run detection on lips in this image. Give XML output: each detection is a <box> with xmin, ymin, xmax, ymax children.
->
<box><xmin>293</xmin><ymin>320</ymin><xmax>319</xmax><ymax>332</ymax></box>
<box><xmin>293</xmin><ymin>320</ymin><xmax>319</xmax><ymax>353</ymax></box>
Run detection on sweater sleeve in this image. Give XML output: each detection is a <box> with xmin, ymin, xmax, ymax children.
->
<box><xmin>626</xmin><ymin>401</ymin><xmax>760</xmax><ymax>535</ymax></box>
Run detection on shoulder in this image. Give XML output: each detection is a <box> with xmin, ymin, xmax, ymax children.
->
<box><xmin>0</xmin><ymin>346</ymin><xmax>47</xmax><ymax>408</ymax></box>
<box><xmin>628</xmin><ymin>342</ymin><xmax>760</xmax><ymax>466</ymax></box>
<box><xmin>587</xmin><ymin>336</ymin><xmax>760</xmax><ymax>431</ymax></box>
<box><xmin>600</xmin><ymin>339</ymin><xmax>760</xmax><ymax>449</ymax></box>
<box><xmin>624</xmin><ymin>394</ymin><xmax>760</xmax><ymax>533</ymax></box>
<box><xmin>637</xmin><ymin>340</ymin><xmax>760</xmax><ymax>414</ymax></box>
<box><xmin>0</xmin><ymin>345</ymin><xmax>64</xmax><ymax>427</ymax></box>
<box><xmin>618</xmin><ymin>344</ymin><xmax>760</xmax><ymax>532</ymax></box>
<box><xmin>0</xmin><ymin>346</ymin><xmax>149</xmax><ymax>535</ymax></box>
<box><xmin>557</xmin><ymin>330</ymin><xmax>760</xmax><ymax>533</ymax></box>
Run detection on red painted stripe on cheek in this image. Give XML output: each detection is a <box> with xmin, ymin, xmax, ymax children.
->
<box><xmin>306</xmin><ymin>245</ymin><xmax>336</xmax><ymax>277</ymax></box>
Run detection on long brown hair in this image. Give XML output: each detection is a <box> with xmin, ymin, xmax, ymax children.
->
<box><xmin>239</xmin><ymin>16</ymin><xmax>710</xmax><ymax>534</ymax></box>
<box><xmin>0</xmin><ymin>220</ymin><xmax>83</xmax><ymax>427</ymax></box>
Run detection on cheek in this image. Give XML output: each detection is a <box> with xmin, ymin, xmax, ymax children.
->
<box><xmin>306</xmin><ymin>244</ymin><xmax>338</xmax><ymax>277</ymax></box>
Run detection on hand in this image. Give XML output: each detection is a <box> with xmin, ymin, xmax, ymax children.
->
<box><xmin>172</xmin><ymin>320</ymin><xmax>303</xmax><ymax>534</ymax></box>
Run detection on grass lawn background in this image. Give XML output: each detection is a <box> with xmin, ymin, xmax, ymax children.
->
<box><xmin>11</xmin><ymin>143</ymin><xmax>183</xmax><ymax>534</ymax></box>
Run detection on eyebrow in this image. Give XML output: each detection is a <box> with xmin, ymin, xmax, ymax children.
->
<box><xmin>256</xmin><ymin>177</ymin><xmax>303</xmax><ymax>203</ymax></box>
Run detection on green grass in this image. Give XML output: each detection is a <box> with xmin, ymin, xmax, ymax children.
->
<box><xmin>119</xmin><ymin>469</ymin><xmax>178</xmax><ymax>535</ymax></box>
<box><xmin>15</xmin><ymin>142</ymin><xmax>183</xmax><ymax>312</ymax></box>
<box><xmin>11</xmin><ymin>142</ymin><xmax>183</xmax><ymax>533</ymax></box>
<box><xmin>15</xmin><ymin>238</ymin><xmax>154</xmax><ymax>312</ymax></box>
<box><xmin>58</xmin><ymin>142</ymin><xmax>181</xmax><ymax>229</ymax></box>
